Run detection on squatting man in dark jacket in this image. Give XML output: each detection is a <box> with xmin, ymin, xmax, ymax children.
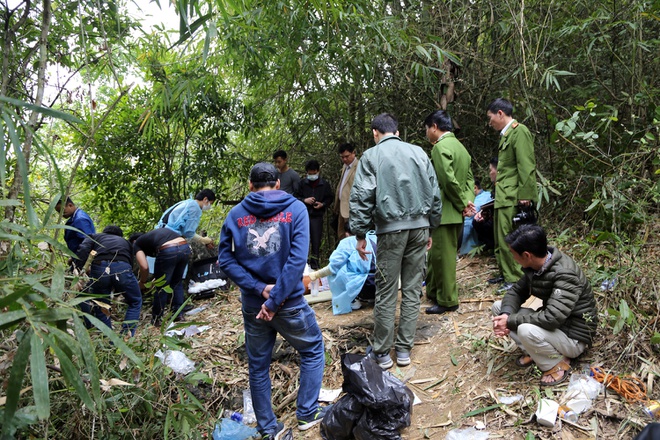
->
<box><xmin>491</xmin><ymin>224</ymin><xmax>598</xmax><ymax>387</ymax></box>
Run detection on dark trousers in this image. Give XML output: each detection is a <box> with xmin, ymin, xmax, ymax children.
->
<box><xmin>84</xmin><ymin>261</ymin><xmax>143</xmax><ymax>335</ymax></box>
<box><xmin>309</xmin><ymin>216</ymin><xmax>323</xmax><ymax>269</ymax></box>
<box><xmin>473</xmin><ymin>218</ymin><xmax>495</xmax><ymax>251</ymax></box>
<box><xmin>152</xmin><ymin>243</ymin><xmax>191</xmax><ymax>319</ymax></box>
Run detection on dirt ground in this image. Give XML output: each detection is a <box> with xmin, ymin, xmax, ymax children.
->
<box><xmin>181</xmin><ymin>254</ymin><xmax>654</xmax><ymax>440</ymax></box>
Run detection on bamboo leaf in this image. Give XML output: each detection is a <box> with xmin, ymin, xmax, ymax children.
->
<box><xmin>0</xmin><ymin>95</ymin><xmax>82</xmax><ymax>123</ymax></box>
<box><xmin>1</xmin><ymin>329</ymin><xmax>33</xmax><ymax>437</ymax></box>
<box><xmin>462</xmin><ymin>404</ymin><xmax>503</xmax><ymax>418</ymax></box>
<box><xmin>0</xmin><ymin>116</ymin><xmax>6</xmax><ymax>188</ymax></box>
<box><xmin>30</xmin><ymin>332</ymin><xmax>50</xmax><ymax>420</ymax></box>
<box><xmin>0</xmin><ymin>286</ymin><xmax>30</xmax><ymax>309</ymax></box>
<box><xmin>41</xmin><ymin>333</ymin><xmax>96</xmax><ymax>411</ymax></box>
<box><xmin>72</xmin><ymin>315</ymin><xmax>102</xmax><ymax>406</ymax></box>
<box><xmin>84</xmin><ymin>314</ymin><xmax>145</xmax><ymax>368</ymax></box>
<box><xmin>0</xmin><ymin>309</ymin><xmax>27</xmax><ymax>328</ymax></box>
<box><xmin>584</xmin><ymin>199</ymin><xmax>600</xmax><ymax>212</ymax></box>
<box><xmin>32</xmin><ymin>308</ymin><xmax>73</xmax><ymax>322</ymax></box>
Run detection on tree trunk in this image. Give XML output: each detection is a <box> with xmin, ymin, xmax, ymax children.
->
<box><xmin>4</xmin><ymin>0</ymin><xmax>50</xmax><ymax>221</ymax></box>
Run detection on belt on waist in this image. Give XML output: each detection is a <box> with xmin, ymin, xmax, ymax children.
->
<box><xmin>158</xmin><ymin>240</ymin><xmax>188</xmax><ymax>251</ymax></box>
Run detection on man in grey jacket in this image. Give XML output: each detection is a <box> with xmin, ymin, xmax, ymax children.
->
<box><xmin>492</xmin><ymin>225</ymin><xmax>598</xmax><ymax>387</ymax></box>
<box><xmin>350</xmin><ymin>113</ymin><xmax>442</xmax><ymax>369</ymax></box>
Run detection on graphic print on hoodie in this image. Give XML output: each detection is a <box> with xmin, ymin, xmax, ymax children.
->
<box><xmin>247</xmin><ymin>224</ymin><xmax>280</xmax><ymax>255</ymax></box>
<box><xmin>218</xmin><ymin>189</ymin><xmax>310</xmax><ymax>312</ymax></box>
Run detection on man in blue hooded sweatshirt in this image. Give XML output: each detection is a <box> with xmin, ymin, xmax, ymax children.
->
<box><xmin>218</xmin><ymin>162</ymin><xmax>327</xmax><ymax>439</ymax></box>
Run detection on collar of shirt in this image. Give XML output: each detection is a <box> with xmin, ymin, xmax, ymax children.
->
<box><xmin>500</xmin><ymin>119</ymin><xmax>516</xmax><ymax>136</ymax></box>
<box><xmin>533</xmin><ymin>251</ymin><xmax>553</xmax><ymax>276</ymax></box>
<box><xmin>437</xmin><ymin>132</ymin><xmax>452</xmax><ymax>142</ymax></box>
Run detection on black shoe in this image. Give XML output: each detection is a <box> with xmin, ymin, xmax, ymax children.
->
<box><xmin>181</xmin><ymin>304</ymin><xmax>194</xmax><ymax>314</ymax></box>
<box><xmin>488</xmin><ymin>275</ymin><xmax>504</xmax><ymax>284</ymax></box>
<box><xmin>425</xmin><ymin>304</ymin><xmax>459</xmax><ymax>314</ymax></box>
<box><xmin>151</xmin><ymin>316</ymin><xmax>162</xmax><ymax>327</ymax></box>
<box><xmin>173</xmin><ymin>313</ymin><xmax>186</xmax><ymax>323</ymax></box>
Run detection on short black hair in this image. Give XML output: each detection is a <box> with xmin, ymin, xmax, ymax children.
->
<box><xmin>371</xmin><ymin>113</ymin><xmax>398</xmax><ymax>135</ymax></box>
<box><xmin>487</xmin><ymin>98</ymin><xmax>513</xmax><ymax>117</ymax></box>
<box><xmin>56</xmin><ymin>197</ymin><xmax>74</xmax><ymax>207</ymax></box>
<box><xmin>490</xmin><ymin>156</ymin><xmax>499</xmax><ymax>168</ymax></box>
<box><xmin>103</xmin><ymin>225</ymin><xmax>124</xmax><ymax>237</ymax></box>
<box><xmin>474</xmin><ymin>177</ymin><xmax>482</xmax><ymax>189</ymax></box>
<box><xmin>338</xmin><ymin>142</ymin><xmax>355</xmax><ymax>154</ymax></box>
<box><xmin>505</xmin><ymin>224</ymin><xmax>547</xmax><ymax>258</ymax></box>
<box><xmin>424</xmin><ymin>110</ymin><xmax>453</xmax><ymax>132</ymax></box>
<box><xmin>195</xmin><ymin>189</ymin><xmax>216</xmax><ymax>202</ymax></box>
<box><xmin>272</xmin><ymin>150</ymin><xmax>288</xmax><ymax>160</ymax></box>
<box><xmin>305</xmin><ymin>160</ymin><xmax>320</xmax><ymax>172</ymax></box>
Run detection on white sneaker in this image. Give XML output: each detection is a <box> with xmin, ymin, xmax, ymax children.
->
<box><xmin>351</xmin><ymin>299</ymin><xmax>362</xmax><ymax>310</ymax></box>
<box><xmin>396</xmin><ymin>351</ymin><xmax>411</xmax><ymax>366</ymax></box>
<box><xmin>366</xmin><ymin>346</ymin><xmax>393</xmax><ymax>369</ymax></box>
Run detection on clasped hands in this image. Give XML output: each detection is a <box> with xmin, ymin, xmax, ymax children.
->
<box><xmin>257</xmin><ymin>284</ymin><xmax>276</xmax><ymax>321</ymax></box>
<box><xmin>492</xmin><ymin>314</ymin><xmax>510</xmax><ymax>337</ymax></box>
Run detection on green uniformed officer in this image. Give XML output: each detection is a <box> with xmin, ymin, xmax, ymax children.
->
<box><xmin>424</xmin><ymin>110</ymin><xmax>475</xmax><ymax>314</ymax></box>
<box><xmin>486</xmin><ymin>98</ymin><xmax>537</xmax><ymax>291</ymax></box>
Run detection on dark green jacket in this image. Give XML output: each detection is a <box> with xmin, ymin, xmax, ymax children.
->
<box><xmin>431</xmin><ymin>133</ymin><xmax>474</xmax><ymax>225</ymax></box>
<box><xmin>495</xmin><ymin>121</ymin><xmax>537</xmax><ymax>208</ymax></box>
<box><xmin>349</xmin><ymin>135</ymin><xmax>442</xmax><ymax>237</ymax></box>
<box><xmin>500</xmin><ymin>247</ymin><xmax>598</xmax><ymax>345</ymax></box>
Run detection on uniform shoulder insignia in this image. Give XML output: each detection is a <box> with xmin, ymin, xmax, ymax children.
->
<box><xmin>512</xmin><ymin>122</ymin><xmax>519</xmax><ymax>129</ymax></box>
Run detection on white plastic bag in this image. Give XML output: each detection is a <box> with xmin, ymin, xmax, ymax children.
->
<box><xmin>155</xmin><ymin>350</ymin><xmax>195</xmax><ymax>374</ymax></box>
<box><xmin>567</xmin><ymin>373</ymin><xmax>603</xmax><ymax>400</ymax></box>
<box><xmin>446</xmin><ymin>427</ymin><xmax>489</xmax><ymax>440</ymax></box>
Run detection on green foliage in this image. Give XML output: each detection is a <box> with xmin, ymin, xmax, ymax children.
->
<box><xmin>0</xmin><ymin>136</ymin><xmax>145</xmax><ymax>437</ymax></box>
<box><xmin>607</xmin><ymin>299</ymin><xmax>638</xmax><ymax>335</ymax></box>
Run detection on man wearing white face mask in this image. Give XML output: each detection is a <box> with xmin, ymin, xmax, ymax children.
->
<box><xmin>296</xmin><ymin>160</ymin><xmax>334</xmax><ymax>269</ymax></box>
<box><xmin>144</xmin><ymin>188</ymin><xmax>216</xmax><ymax>324</ymax></box>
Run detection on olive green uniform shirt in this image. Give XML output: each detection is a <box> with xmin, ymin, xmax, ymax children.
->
<box><xmin>494</xmin><ymin>121</ymin><xmax>537</xmax><ymax>208</ymax></box>
<box><xmin>431</xmin><ymin>132</ymin><xmax>474</xmax><ymax>224</ymax></box>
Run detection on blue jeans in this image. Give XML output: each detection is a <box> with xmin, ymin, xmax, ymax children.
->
<box><xmin>152</xmin><ymin>243</ymin><xmax>191</xmax><ymax>319</ymax></box>
<box><xmin>242</xmin><ymin>303</ymin><xmax>325</xmax><ymax>435</ymax></box>
<box><xmin>86</xmin><ymin>261</ymin><xmax>142</xmax><ymax>335</ymax></box>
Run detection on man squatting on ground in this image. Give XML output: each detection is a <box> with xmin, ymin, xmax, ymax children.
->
<box><xmin>218</xmin><ymin>163</ymin><xmax>327</xmax><ymax>439</ymax></box>
<box><xmin>492</xmin><ymin>225</ymin><xmax>598</xmax><ymax>386</ymax></box>
<box><xmin>350</xmin><ymin>113</ymin><xmax>442</xmax><ymax>370</ymax></box>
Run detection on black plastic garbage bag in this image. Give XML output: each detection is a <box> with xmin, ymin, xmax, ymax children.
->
<box><xmin>319</xmin><ymin>394</ymin><xmax>363</xmax><ymax>440</ymax></box>
<box><xmin>633</xmin><ymin>422</ymin><xmax>660</xmax><ymax>440</ymax></box>
<box><xmin>321</xmin><ymin>353</ymin><xmax>414</xmax><ymax>440</ymax></box>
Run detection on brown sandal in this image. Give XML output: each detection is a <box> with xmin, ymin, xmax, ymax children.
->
<box><xmin>540</xmin><ymin>360</ymin><xmax>572</xmax><ymax>387</ymax></box>
<box><xmin>515</xmin><ymin>355</ymin><xmax>534</xmax><ymax>368</ymax></box>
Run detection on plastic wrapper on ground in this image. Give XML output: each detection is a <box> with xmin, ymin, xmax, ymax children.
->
<box><xmin>211</xmin><ymin>418</ymin><xmax>258</xmax><ymax>440</ymax></box>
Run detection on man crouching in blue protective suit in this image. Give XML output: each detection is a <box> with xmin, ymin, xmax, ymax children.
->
<box><xmin>218</xmin><ymin>162</ymin><xmax>329</xmax><ymax>439</ymax></box>
<box><xmin>308</xmin><ymin>229</ymin><xmax>377</xmax><ymax>315</ymax></box>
